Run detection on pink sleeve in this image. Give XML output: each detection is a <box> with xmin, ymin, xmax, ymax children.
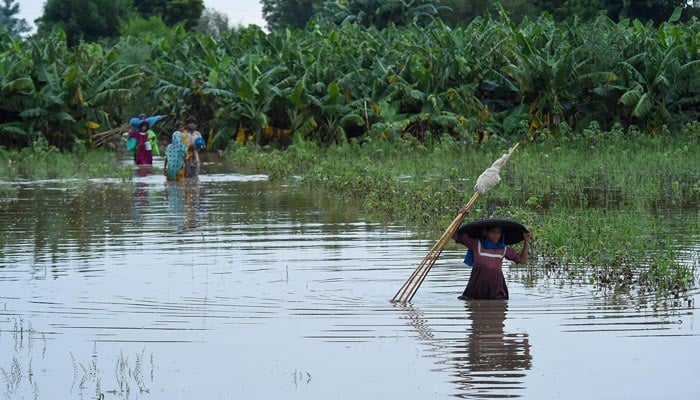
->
<box><xmin>505</xmin><ymin>247</ymin><xmax>523</xmax><ymax>264</ymax></box>
<box><xmin>454</xmin><ymin>232</ymin><xmax>478</xmax><ymax>250</ymax></box>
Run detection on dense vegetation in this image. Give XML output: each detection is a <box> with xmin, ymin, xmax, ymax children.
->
<box><xmin>2</xmin><ymin>6</ymin><xmax>700</xmax><ymax>151</ymax></box>
<box><xmin>226</xmin><ymin>126</ymin><xmax>700</xmax><ymax>296</ymax></box>
<box><xmin>1</xmin><ymin>1</ymin><xmax>698</xmax><ymax>295</ymax></box>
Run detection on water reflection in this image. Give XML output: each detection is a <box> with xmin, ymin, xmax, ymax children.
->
<box><xmin>402</xmin><ymin>301</ymin><xmax>531</xmax><ymax>399</ymax></box>
<box><xmin>135</xmin><ymin>165</ymin><xmax>152</xmax><ymax>178</ymax></box>
<box><xmin>455</xmin><ymin>301</ymin><xmax>531</xmax><ymax>398</ymax></box>
<box><xmin>165</xmin><ymin>180</ymin><xmax>201</xmax><ymax>233</ymax></box>
<box><xmin>1</xmin><ymin>173</ymin><xmax>698</xmax><ymax>400</ymax></box>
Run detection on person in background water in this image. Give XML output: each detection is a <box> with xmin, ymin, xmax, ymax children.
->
<box><xmin>130</xmin><ymin>113</ymin><xmax>165</xmax><ymax>131</ymax></box>
<box><xmin>129</xmin><ymin>113</ymin><xmax>163</xmax><ymax>158</ymax></box>
<box><xmin>129</xmin><ymin>120</ymin><xmax>155</xmax><ymax>166</ymax></box>
<box><xmin>164</xmin><ymin>122</ymin><xmax>188</xmax><ymax>182</ymax></box>
<box><xmin>184</xmin><ymin>116</ymin><xmax>204</xmax><ymax>178</ymax></box>
<box><xmin>452</xmin><ymin>218</ymin><xmax>530</xmax><ymax>300</ymax></box>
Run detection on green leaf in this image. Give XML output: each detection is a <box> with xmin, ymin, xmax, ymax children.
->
<box><xmin>632</xmin><ymin>93</ymin><xmax>651</xmax><ymax>118</ymax></box>
<box><xmin>668</xmin><ymin>7</ymin><xmax>682</xmax><ymax>24</ymax></box>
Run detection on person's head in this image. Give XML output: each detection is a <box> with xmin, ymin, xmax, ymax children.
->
<box><xmin>139</xmin><ymin>113</ymin><xmax>147</xmax><ymax>120</ymax></box>
<box><xmin>175</xmin><ymin>121</ymin><xmax>184</xmax><ymax>131</ymax></box>
<box><xmin>140</xmin><ymin>120</ymin><xmax>149</xmax><ymax>131</ymax></box>
<box><xmin>186</xmin><ymin>116</ymin><xmax>197</xmax><ymax>130</ymax></box>
<box><xmin>482</xmin><ymin>227</ymin><xmax>503</xmax><ymax>244</ymax></box>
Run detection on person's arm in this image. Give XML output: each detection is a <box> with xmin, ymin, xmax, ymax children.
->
<box><xmin>147</xmin><ymin>115</ymin><xmax>165</xmax><ymax>126</ymax></box>
<box><xmin>452</xmin><ymin>206</ymin><xmax>469</xmax><ymax>243</ymax></box>
<box><xmin>518</xmin><ymin>232</ymin><xmax>531</xmax><ymax>264</ymax></box>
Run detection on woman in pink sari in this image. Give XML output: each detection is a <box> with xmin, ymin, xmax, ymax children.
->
<box><xmin>129</xmin><ymin>120</ymin><xmax>154</xmax><ymax>165</ymax></box>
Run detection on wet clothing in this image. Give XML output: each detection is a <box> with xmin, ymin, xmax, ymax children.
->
<box><xmin>185</xmin><ymin>129</ymin><xmax>202</xmax><ymax>178</ymax></box>
<box><xmin>454</xmin><ymin>233</ymin><xmax>525</xmax><ymax>300</ymax></box>
<box><xmin>165</xmin><ymin>131</ymin><xmax>188</xmax><ymax>181</ymax></box>
<box><xmin>129</xmin><ymin>130</ymin><xmax>153</xmax><ymax>165</ymax></box>
<box><xmin>148</xmin><ymin>129</ymin><xmax>160</xmax><ymax>157</ymax></box>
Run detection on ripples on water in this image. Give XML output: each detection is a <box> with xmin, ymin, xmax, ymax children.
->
<box><xmin>0</xmin><ymin>171</ymin><xmax>698</xmax><ymax>400</ymax></box>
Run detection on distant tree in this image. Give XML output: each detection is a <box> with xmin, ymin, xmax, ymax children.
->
<box><xmin>163</xmin><ymin>0</ymin><xmax>204</xmax><ymax>29</ymax></box>
<box><xmin>195</xmin><ymin>8</ymin><xmax>230</xmax><ymax>38</ymax></box>
<box><xmin>602</xmin><ymin>0</ymin><xmax>688</xmax><ymax>24</ymax></box>
<box><xmin>37</xmin><ymin>0</ymin><xmax>132</xmax><ymax>45</ymax></box>
<box><xmin>120</xmin><ymin>15</ymin><xmax>170</xmax><ymax>39</ymax></box>
<box><xmin>0</xmin><ymin>0</ymin><xmax>30</xmax><ymax>36</ymax></box>
<box><xmin>261</xmin><ymin>0</ymin><xmax>320</xmax><ymax>29</ymax></box>
<box><xmin>440</xmin><ymin>1</ymin><xmax>689</xmax><ymax>26</ymax></box>
<box><xmin>437</xmin><ymin>0</ymin><xmax>490</xmax><ymax>25</ymax></box>
<box><xmin>318</xmin><ymin>0</ymin><xmax>447</xmax><ymax>29</ymax></box>
<box><xmin>133</xmin><ymin>0</ymin><xmax>204</xmax><ymax>29</ymax></box>
<box><xmin>530</xmin><ymin>0</ymin><xmax>605</xmax><ymax>22</ymax></box>
<box><xmin>133</xmin><ymin>0</ymin><xmax>167</xmax><ymax>17</ymax></box>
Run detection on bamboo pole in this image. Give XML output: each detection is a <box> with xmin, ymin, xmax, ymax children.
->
<box><xmin>91</xmin><ymin>123</ymin><xmax>131</xmax><ymax>139</ymax></box>
<box><xmin>391</xmin><ymin>192</ymin><xmax>480</xmax><ymax>303</ymax></box>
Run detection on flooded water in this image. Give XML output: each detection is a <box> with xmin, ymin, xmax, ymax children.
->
<box><xmin>1</xmin><ymin>163</ymin><xmax>699</xmax><ymax>400</ymax></box>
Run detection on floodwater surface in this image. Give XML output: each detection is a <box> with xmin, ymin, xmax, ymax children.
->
<box><xmin>1</xmin><ymin>167</ymin><xmax>699</xmax><ymax>400</ymax></box>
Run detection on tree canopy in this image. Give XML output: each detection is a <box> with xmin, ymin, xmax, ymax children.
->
<box><xmin>263</xmin><ymin>0</ymin><xmax>700</xmax><ymax>28</ymax></box>
<box><xmin>0</xmin><ymin>0</ymin><xmax>30</xmax><ymax>36</ymax></box>
<box><xmin>261</xmin><ymin>0</ymin><xmax>319</xmax><ymax>29</ymax></box>
<box><xmin>38</xmin><ymin>0</ymin><xmax>133</xmax><ymax>45</ymax></box>
<box><xmin>37</xmin><ymin>0</ymin><xmax>205</xmax><ymax>45</ymax></box>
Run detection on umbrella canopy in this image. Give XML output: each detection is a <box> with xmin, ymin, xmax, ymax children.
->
<box><xmin>458</xmin><ymin>218</ymin><xmax>528</xmax><ymax>245</ymax></box>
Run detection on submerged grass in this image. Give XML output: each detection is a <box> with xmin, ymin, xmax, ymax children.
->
<box><xmin>226</xmin><ymin>126</ymin><xmax>700</xmax><ymax>296</ymax></box>
<box><xmin>2</xmin><ymin>125</ymin><xmax>698</xmax><ymax>296</ymax></box>
<box><xmin>0</xmin><ymin>138</ymin><xmax>132</xmax><ymax>181</ymax></box>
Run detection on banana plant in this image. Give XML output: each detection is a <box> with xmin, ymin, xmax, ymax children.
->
<box><xmin>289</xmin><ymin>80</ymin><xmax>366</xmax><ymax>145</ymax></box>
<box><xmin>21</xmin><ymin>42</ymin><xmax>77</xmax><ymax>149</ymax></box>
<box><xmin>65</xmin><ymin>43</ymin><xmax>144</xmax><ymax>142</ymax></box>
<box><xmin>616</xmin><ymin>18</ymin><xmax>700</xmax><ymax>128</ymax></box>
<box><xmin>204</xmin><ymin>53</ymin><xmax>291</xmax><ymax>145</ymax></box>
<box><xmin>0</xmin><ymin>32</ymin><xmax>36</xmax><ymax>146</ymax></box>
<box><xmin>501</xmin><ymin>12</ymin><xmax>617</xmax><ymax>135</ymax></box>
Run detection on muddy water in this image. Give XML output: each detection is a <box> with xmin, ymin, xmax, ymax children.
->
<box><xmin>0</xmin><ymin>170</ymin><xmax>699</xmax><ymax>400</ymax></box>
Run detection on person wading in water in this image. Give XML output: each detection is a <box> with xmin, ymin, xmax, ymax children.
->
<box><xmin>452</xmin><ymin>216</ymin><xmax>530</xmax><ymax>300</ymax></box>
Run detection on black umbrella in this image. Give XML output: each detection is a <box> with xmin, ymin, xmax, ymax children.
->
<box><xmin>458</xmin><ymin>218</ymin><xmax>529</xmax><ymax>245</ymax></box>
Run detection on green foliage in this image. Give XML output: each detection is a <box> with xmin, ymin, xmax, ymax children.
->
<box><xmin>262</xmin><ymin>0</ymin><xmax>320</xmax><ymax>29</ymax></box>
<box><xmin>37</xmin><ymin>0</ymin><xmax>132</xmax><ymax>46</ymax></box>
<box><xmin>132</xmin><ymin>0</ymin><xmax>204</xmax><ymax>30</ymax></box>
<box><xmin>0</xmin><ymin>137</ymin><xmax>131</xmax><ymax>180</ymax></box>
<box><xmin>0</xmin><ymin>0</ymin><xmax>30</xmax><ymax>36</ymax></box>
<box><xmin>5</xmin><ymin>6</ymin><xmax>700</xmax><ymax>150</ymax></box>
<box><xmin>226</xmin><ymin>130</ymin><xmax>699</xmax><ymax>294</ymax></box>
<box><xmin>604</xmin><ymin>0</ymin><xmax>689</xmax><ymax>25</ymax></box>
<box><xmin>162</xmin><ymin>0</ymin><xmax>204</xmax><ymax>29</ymax></box>
<box><xmin>120</xmin><ymin>15</ymin><xmax>171</xmax><ymax>39</ymax></box>
<box><xmin>317</xmin><ymin>0</ymin><xmax>446</xmax><ymax>28</ymax></box>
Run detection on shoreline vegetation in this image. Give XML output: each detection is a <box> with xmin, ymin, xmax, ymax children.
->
<box><xmin>225</xmin><ymin>125</ymin><xmax>700</xmax><ymax>298</ymax></box>
<box><xmin>3</xmin><ymin>13</ymin><xmax>700</xmax><ymax>152</ymax></box>
<box><xmin>4</xmin><ymin>124</ymin><xmax>697</xmax><ymax>298</ymax></box>
<box><xmin>3</xmin><ymin>8</ymin><xmax>700</xmax><ymax>298</ymax></box>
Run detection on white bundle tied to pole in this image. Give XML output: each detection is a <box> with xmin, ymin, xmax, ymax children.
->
<box><xmin>474</xmin><ymin>143</ymin><xmax>519</xmax><ymax>194</ymax></box>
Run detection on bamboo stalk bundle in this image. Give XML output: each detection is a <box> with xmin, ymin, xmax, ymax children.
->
<box><xmin>391</xmin><ymin>143</ymin><xmax>520</xmax><ymax>303</ymax></box>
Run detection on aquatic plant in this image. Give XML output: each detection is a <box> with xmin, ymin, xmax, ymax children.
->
<box><xmin>225</xmin><ymin>126</ymin><xmax>700</xmax><ymax>294</ymax></box>
<box><xmin>0</xmin><ymin>138</ymin><xmax>132</xmax><ymax>181</ymax></box>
